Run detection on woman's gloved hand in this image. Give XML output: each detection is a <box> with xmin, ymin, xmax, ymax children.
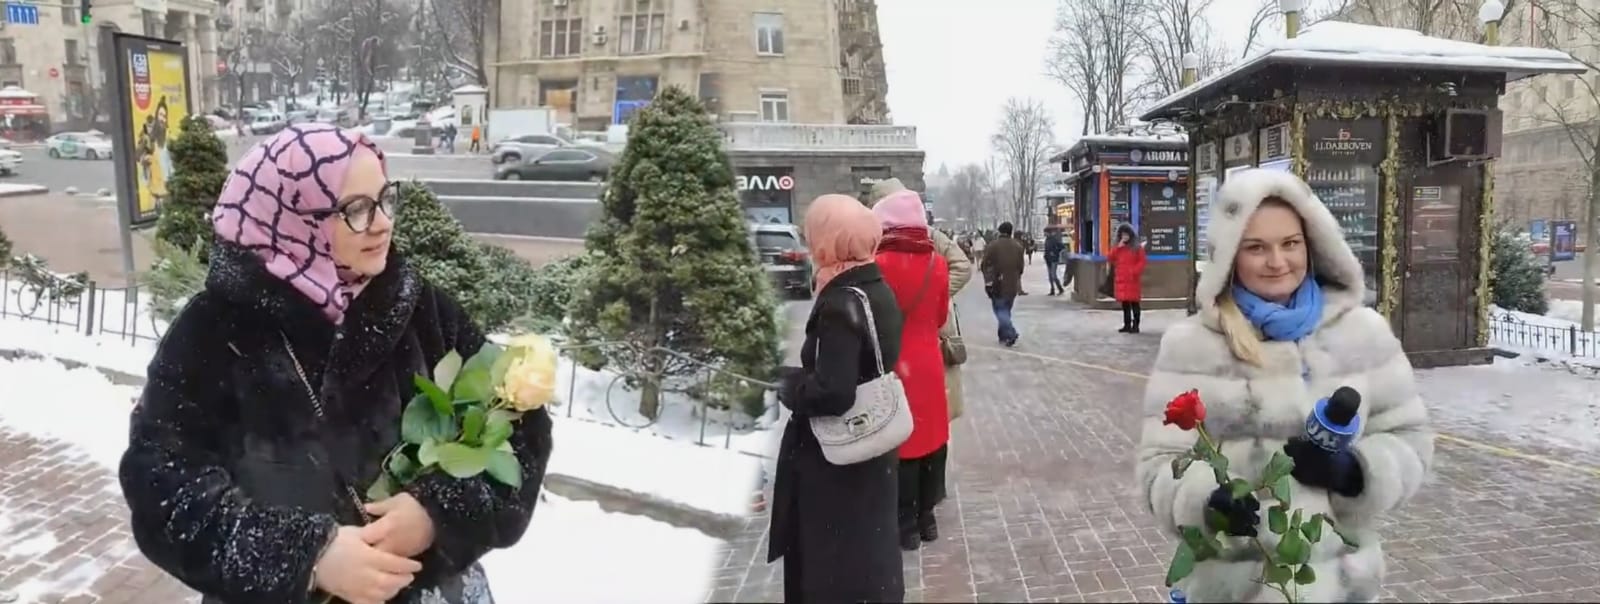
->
<box><xmin>776</xmin><ymin>366</ymin><xmax>805</xmax><ymax>411</ymax></box>
<box><xmin>1283</xmin><ymin>437</ymin><xmax>1366</xmax><ymax>497</ymax></box>
<box><xmin>1206</xmin><ymin>486</ymin><xmax>1261</xmax><ymax>537</ymax></box>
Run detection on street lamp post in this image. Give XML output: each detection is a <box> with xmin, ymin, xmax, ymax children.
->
<box><xmin>1479</xmin><ymin>0</ymin><xmax>1505</xmax><ymax>45</ymax></box>
<box><xmin>1181</xmin><ymin>52</ymin><xmax>1200</xmax><ymax>87</ymax></box>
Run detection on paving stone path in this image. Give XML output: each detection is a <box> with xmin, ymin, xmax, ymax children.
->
<box><xmin>709</xmin><ymin>262</ymin><xmax>1600</xmax><ymax>603</ymax></box>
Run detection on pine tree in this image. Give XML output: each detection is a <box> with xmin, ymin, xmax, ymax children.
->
<box><xmin>567</xmin><ymin>86</ymin><xmax>781</xmax><ymax>419</ymax></box>
<box><xmin>155</xmin><ymin>116</ymin><xmax>229</xmax><ymax>262</ymax></box>
<box><xmin>0</xmin><ymin>223</ymin><xmax>11</xmax><ymax>267</ymax></box>
<box><xmin>1490</xmin><ymin>224</ymin><xmax>1551</xmax><ymax>315</ymax></box>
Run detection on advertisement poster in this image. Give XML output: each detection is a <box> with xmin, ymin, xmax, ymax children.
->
<box><xmin>1551</xmin><ymin>220</ymin><xmax>1577</xmax><ymax>262</ymax></box>
<box><xmin>111</xmin><ymin>33</ymin><xmax>191</xmax><ymax>226</ymax></box>
<box><xmin>1529</xmin><ymin>219</ymin><xmax>1549</xmax><ymax>243</ymax></box>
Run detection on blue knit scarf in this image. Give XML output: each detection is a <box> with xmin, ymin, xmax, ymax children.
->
<box><xmin>1232</xmin><ymin>274</ymin><xmax>1324</xmax><ymax>342</ymax></box>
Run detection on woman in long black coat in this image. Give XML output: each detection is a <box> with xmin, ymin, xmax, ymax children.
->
<box><xmin>119</xmin><ymin>124</ymin><xmax>553</xmax><ymax>604</ymax></box>
<box><xmin>768</xmin><ymin>194</ymin><xmax>905</xmax><ymax>603</ymax></box>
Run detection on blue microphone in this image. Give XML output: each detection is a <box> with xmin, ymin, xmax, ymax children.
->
<box><xmin>1304</xmin><ymin>386</ymin><xmax>1362</xmax><ymax>453</ymax></box>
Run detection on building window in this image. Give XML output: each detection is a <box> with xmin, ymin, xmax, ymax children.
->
<box><xmin>619</xmin><ymin>0</ymin><xmax>665</xmax><ymax>55</ymax></box>
<box><xmin>61</xmin><ymin>5</ymin><xmax>76</xmax><ymax>24</ymax></box>
<box><xmin>0</xmin><ymin>39</ymin><xmax>15</xmax><ymax>64</ymax></box>
<box><xmin>754</xmin><ymin>13</ymin><xmax>784</xmax><ymax>56</ymax></box>
<box><xmin>540</xmin><ymin>18</ymin><xmax>583</xmax><ymax>58</ymax></box>
<box><xmin>760</xmin><ymin>91</ymin><xmax>789</xmax><ymax>122</ymax></box>
<box><xmin>842</xmin><ymin>77</ymin><xmax>861</xmax><ymax>96</ymax></box>
<box><xmin>65</xmin><ymin>40</ymin><xmax>80</xmax><ymax>66</ymax></box>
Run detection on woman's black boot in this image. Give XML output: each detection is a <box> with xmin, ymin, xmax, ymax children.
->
<box><xmin>919</xmin><ymin>515</ymin><xmax>939</xmax><ymax>542</ymax></box>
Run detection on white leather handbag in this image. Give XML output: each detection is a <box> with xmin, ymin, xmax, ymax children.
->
<box><xmin>809</xmin><ymin>286</ymin><xmax>914</xmax><ymax>466</ymax></box>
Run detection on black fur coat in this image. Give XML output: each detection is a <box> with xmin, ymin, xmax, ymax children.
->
<box><xmin>119</xmin><ymin>242</ymin><xmax>554</xmax><ymax>604</ymax></box>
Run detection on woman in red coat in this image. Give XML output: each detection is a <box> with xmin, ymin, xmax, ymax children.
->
<box><xmin>871</xmin><ymin>190</ymin><xmax>952</xmax><ymax>551</ymax></box>
<box><xmin>1107</xmin><ymin>223</ymin><xmax>1148</xmax><ymax>333</ymax></box>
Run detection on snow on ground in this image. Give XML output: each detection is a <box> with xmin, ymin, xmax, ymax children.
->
<box><xmin>1416</xmin><ymin>355</ymin><xmax>1600</xmax><ymax>453</ymax></box>
<box><xmin>479</xmin><ymin>494</ymin><xmax>719</xmax><ymax>603</ymax></box>
<box><xmin>0</xmin><ymin>184</ymin><xmax>47</xmax><ymax>196</ymax></box>
<box><xmin>0</xmin><ymin>353</ymin><xmax>733</xmax><ymax>603</ymax></box>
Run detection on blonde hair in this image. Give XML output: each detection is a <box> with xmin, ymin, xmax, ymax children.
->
<box><xmin>1216</xmin><ymin>289</ymin><xmax>1265</xmax><ymax>367</ymax></box>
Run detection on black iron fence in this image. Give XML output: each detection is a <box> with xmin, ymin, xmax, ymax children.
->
<box><xmin>1487</xmin><ymin>309</ymin><xmax>1598</xmax><ymax>358</ymax></box>
<box><xmin>0</xmin><ymin>266</ymin><xmax>166</xmax><ymax>344</ymax></box>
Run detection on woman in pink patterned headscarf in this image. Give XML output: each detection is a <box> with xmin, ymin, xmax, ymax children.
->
<box><xmin>120</xmin><ymin>123</ymin><xmax>552</xmax><ymax>604</ymax></box>
<box><xmin>767</xmin><ymin>193</ymin><xmax>907</xmax><ymax>603</ymax></box>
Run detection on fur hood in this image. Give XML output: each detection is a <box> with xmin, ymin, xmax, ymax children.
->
<box><xmin>1197</xmin><ymin>169</ymin><xmax>1366</xmax><ymax>327</ymax></box>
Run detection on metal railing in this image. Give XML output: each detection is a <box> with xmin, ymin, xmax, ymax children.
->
<box><xmin>0</xmin><ymin>267</ymin><xmax>165</xmax><ymax>344</ymax></box>
<box><xmin>718</xmin><ymin>122</ymin><xmax>918</xmax><ymax>151</ymax></box>
<box><xmin>1487</xmin><ymin>309</ymin><xmax>1598</xmax><ymax>358</ymax></box>
<box><xmin>553</xmin><ymin>339</ymin><xmax>778</xmax><ymax>459</ymax></box>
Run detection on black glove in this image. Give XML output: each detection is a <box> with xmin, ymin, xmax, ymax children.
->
<box><xmin>1206</xmin><ymin>486</ymin><xmax>1261</xmax><ymax>537</ymax></box>
<box><xmin>776</xmin><ymin>366</ymin><xmax>805</xmax><ymax>411</ymax></box>
<box><xmin>1283</xmin><ymin>437</ymin><xmax>1365</xmax><ymax>497</ymax></box>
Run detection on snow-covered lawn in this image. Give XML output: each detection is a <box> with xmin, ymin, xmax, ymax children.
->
<box><xmin>1488</xmin><ymin>303</ymin><xmax>1600</xmax><ymax>368</ymax></box>
<box><xmin>0</xmin><ymin>343</ymin><xmax>757</xmax><ymax>602</ymax></box>
<box><xmin>1417</xmin><ymin>355</ymin><xmax>1600</xmax><ymax>454</ymax></box>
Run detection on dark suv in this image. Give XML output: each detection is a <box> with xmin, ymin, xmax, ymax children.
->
<box><xmin>749</xmin><ymin>223</ymin><xmax>812</xmax><ymax>299</ymax></box>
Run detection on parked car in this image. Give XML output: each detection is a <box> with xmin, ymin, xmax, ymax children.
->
<box><xmin>0</xmin><ymin>147</ymin><xmax>22</xmax><ymax>175</ymax></box>
<box><xmin>493</xmin><ymin>148</ymin><xmax>615</xmax><ymax>181</ymax></box>
<box><xmin>750</xmin><ymin>223</ymin><xmax>812</xmax><ymax>299</ymax></box>
<box><xmin>44</xmin><ymin>132</ymin><xmax>113</xmax><ymax>160</ymax></box>
<box><xmin>248</xmin><ymin>112</ymin><xmax>288</xmax><ymax>135</ymax></box>
<box><xmin>490</xmin><ymin>134</ymin><xmax>573</xmax><ymax>164</ymax></box>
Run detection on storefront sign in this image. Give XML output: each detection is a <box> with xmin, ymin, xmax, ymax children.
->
<box><xmin>1306</xmin><ymin>118</ymin><xmax>1384</xmax><ymax>165</ymax></box>
<box><xmin>1128</xmin><ymin>148</ymin><xmax>1188</xmax><ymax>166</ymax></box>
<box><xmin>1259</xmin><ymin>122</ymin><xmax>1290</xmax><ymax>163</ymax></box>
<box><xmin>1140</xmin><ymin>182</ymin><xmax>1190</xmax><ymax>255</ymax></box>
<box><xmin>1195</xmin><ymin>142</ymin><xmax>1218</xmax><ymax>174</ymax></box>
<box><xmin>736</xmin><ymin>167</ymin><xmax>795</xmax><ymax>220</ymax></box>
<box><xmin>1223</xmin><ymin>131</ymin><xmax>1255</xmax><ymax>167</ymax></box>
<box><xmin>1552</xmin><ymin>220</ymin><xmax>1577</xmax><ymax>262</ymax></box>
<box><xmin>110</xmin><ymin>33</ymin><xmax>191</xmax><ymax>227</ymax></box>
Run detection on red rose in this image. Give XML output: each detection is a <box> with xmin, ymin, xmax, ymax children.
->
<box><xmin>1163</xmin><ymin>389</ymin><xmax>1206</xmax><ymax>431</ymax></box>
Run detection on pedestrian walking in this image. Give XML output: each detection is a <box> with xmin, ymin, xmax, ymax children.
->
<box><xmin>443</xmin><ymin>123</ymin><xmax>458</xmax><ymax>154</ymax></box>
<box><xmin>1107</xmin><ymin>223</ymin><xmax>1148</xmax><ymax>333</ymax></box>
<box><xmin>1135</xmin><ymin>169</ymin><xmax>1433</xmax><ymax>603</ymax></box>
<box><xmin>118</xmin><ymin>124</ymin><xmax>554</xmax><ymax>604</ymax></box>
<box><xmin>469</xmin><ymin>124</ymin><xmax>482</xmax><ymax>153</ymax></box>
<box><xmin>970</xmin><ymin>232</ymin><xmax>987</xmax><ymax>266</ymax></box>
<box><xmin>870</xmin><ymin>188</ymin><xmax>953</xmax><ymax>551</ymax></box>
<box><xmin>1023</xmin><ymin>235</ymin><xmax>1036</xmax><ymax>265</ymax></box>
<box><xmin>872</xmin><ymin>179</ymin><xmax>970</xmax><ymax>511</ymax></box>
<box><xmin>768</xmin><ymin>193</ymin><xmax>905</xmax><ymax>604</ymax></box>
<box><xmin>1044</xmin><ymin>226</ymin><xmax>1067</xmax><ymax>296</ymax></box>
<box><xmin>980</xmin><ymin>222</ymin><xmax>1026</xmax><ymax>347</ymax></box>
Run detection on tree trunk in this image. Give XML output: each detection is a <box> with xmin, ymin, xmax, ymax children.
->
<box><xmin>639</xmin><ymin>378</ymin><xmax>662</xmax><ymax>421</ymax></box>
<box><xmin>638</xmin><ymin>297</ymin><xmax>663</xmax><ymax>420</ymax></box>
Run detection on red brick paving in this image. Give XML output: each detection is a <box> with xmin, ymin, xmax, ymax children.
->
<box><xmin>708</xmin><ymin>265</ymin><xmax>1600</xmax><ymax>603</ymax></box>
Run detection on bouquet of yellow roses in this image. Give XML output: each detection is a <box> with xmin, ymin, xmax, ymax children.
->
<box><xmin>368</xmin><ymin>334</ymin><xmax>559</xmax><ymax>500</ymax></box>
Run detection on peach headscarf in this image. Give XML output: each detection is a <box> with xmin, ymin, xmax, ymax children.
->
<box><xmin>805</xmin><ymin>194</ymin><xmax>883</xmax><ymax>293</ymax></box>
<box><xmin>872</xmin><ymin>189</ymin><xmax>929</xmax><ymax>230</ymax></box>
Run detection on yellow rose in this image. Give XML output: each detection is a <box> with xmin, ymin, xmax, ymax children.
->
<box><xmin>496</xmin><ymin>334</ymin><xmax>559</xmax><ymax>411</ymax></box>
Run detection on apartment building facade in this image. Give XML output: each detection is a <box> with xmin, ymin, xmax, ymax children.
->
<box><xmin>489</xmin><ymin>0</ymin><xmax>886</xmax><ymax>129</ymax></box>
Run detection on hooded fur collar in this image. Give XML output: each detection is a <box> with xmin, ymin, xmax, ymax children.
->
<box><xmin>1196</xmin><ymin>169</ymin><xmax>1367</xmax><ymax>330</ymax></box>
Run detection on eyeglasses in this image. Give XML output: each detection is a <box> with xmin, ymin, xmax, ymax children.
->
<box><xmin>310</xmin><ymin>182</ymin><xmax>400</xmax><ymax>233</ymax></box>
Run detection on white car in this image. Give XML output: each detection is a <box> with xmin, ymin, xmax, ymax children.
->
<box><xmin>45</xmin><ymin>132</ymin><xmax>113</xmax><ymax>160</ymax></box>
<box><xmin>0</xmin><ymin>148</ymin><xmax>21</xmax><ymax>174</ymax></box>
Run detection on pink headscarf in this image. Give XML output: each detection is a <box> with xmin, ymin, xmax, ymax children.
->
<box><xmin>804</xmin><ymin>194</ymin><xmax>882</xmax><ymax>293</ymax></box>
<box><xmin>211</xmin><ymin>123</ymin><xmax>387</xmax><ymax>324</ymax></box>
<box><xmin>872</xmin><ymin>189</ymin><xmax>929</xmax><ymax>230</ymax></box>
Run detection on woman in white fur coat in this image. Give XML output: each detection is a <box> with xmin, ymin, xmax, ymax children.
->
<box><xmin>1136</xmin><ymin>169</ymin><xmax>1434</xmax><ymax>603</ymax></box>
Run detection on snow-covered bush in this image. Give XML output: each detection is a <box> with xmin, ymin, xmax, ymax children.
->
<box><xmin>509</xmin><ymin>253</ymin><xmax>588</xmax><ymax>335</ymax></box>
<box><xmin>144</xmin><ymin>238</ymin><xmax>207</xmax><ymax>322</ymax></box>
<box><xmin>1490</xmin><ymin>225</ymin><xmax>1550</xmax><ymax>315</ymax></box>
<box><xmin>566</xmin><ymin>86</ymin><xmax>780</xmax><ymax>419</ymax></box>
<box><xmin>0</xmin><ymin>223</ymin><xmax>11</xmax><ymax>268</ymax></box>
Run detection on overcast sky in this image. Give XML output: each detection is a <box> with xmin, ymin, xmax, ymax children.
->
<box><xmin>877</xmin><ymin>0</ymin><xmax>1273</xmax><ymax>170</ymax></box>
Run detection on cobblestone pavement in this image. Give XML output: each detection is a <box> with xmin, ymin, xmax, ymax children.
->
<box><xmin>709</xmin><ymin>262</ymin><xmax>1600</xmax><ymax>603</ymax></box>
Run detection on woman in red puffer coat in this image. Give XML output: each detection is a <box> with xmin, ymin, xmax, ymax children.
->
<box><xmin>1107</xmin><ymin>223</ymin><xmax>1148</xmax><ymax>333</ymax></box>
<box><xmin>870</xmin><ymin>189</ymin><xmax>952</xmax><ymax>552</ymax></box>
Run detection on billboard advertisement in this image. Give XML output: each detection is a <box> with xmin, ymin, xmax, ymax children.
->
<box><xmin>1551</xmin><ymin>220</ymin><xmax>1577</xmax><ymax>262</ymax></box>
<box><xmin>109</xmin><ymin>33</ymin><xmax>192</xmax><ymax>227</ymax></box>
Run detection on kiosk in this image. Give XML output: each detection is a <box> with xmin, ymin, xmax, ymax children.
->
<box><xmin>1139</xmin><ymin>16</ymin><xmax>1584</xmax><ymax>367</ymax></box>
<box><xmin>1053</xmin><ymin>123</ymin><xmax>1192</xmax><ymax>309</ymax></box>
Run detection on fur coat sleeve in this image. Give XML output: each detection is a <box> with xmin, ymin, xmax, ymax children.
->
<box><xmin>1135</xmin><ymin>309</ymin><xmax>1434</xmax><ymax>537</ymax></box>
<box><xmin>403</xmin><ymin>289</ymin><xmax>555</xmax><ymax>583</ymax></box>
<box><xmin>932</xmin><ymin>229</ymin><xmax>973</xmax><ymax>297</ymax></box>
<box><xmin>120</xmin><ymin>296</ymin><xmax>338</xmax><ymax>604</ymax></box>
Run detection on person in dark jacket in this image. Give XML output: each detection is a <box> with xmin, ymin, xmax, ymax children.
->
<box><xmin>119</xmin><ymin>124</ymin><xmax>553</xmax><ymax>604</ymax></box>
<box><xmin>1043</xmin><ymin>227</ymin><xmax>1067</xmax><ymax>296</ymax></box>
<box><xmin>980</xmin><ymin>221</ymin><xmax>1027</xmax><ymax>347</ymax></box>
<box><xmin>768</xmin><ymin>193</ymin><xmax>906</xmax><ymax>604</ymax></box>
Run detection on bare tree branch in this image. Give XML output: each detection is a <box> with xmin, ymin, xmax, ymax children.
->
<box><xmin>991</xmin><ymin>98</ymin><xmax>1058</xmax><ymax>233</ymax></box>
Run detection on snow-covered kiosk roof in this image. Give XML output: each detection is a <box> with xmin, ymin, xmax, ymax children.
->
<box><xmin>1050</xmin><ymin>121</ymin><xmax>1188</xmax><ymax>164</ymax></box>
<box><xmin>1141</xmin><ymin>21</ymin><xmax>1586</xmax><ymax>121</ymax></box>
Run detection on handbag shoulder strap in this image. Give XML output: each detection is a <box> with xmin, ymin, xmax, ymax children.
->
<box><xmin>278</xmin><ymin>331</ymin><xmax>373</xmax><ymax>524</ymax></box>
<box><xmin>841</xmin><ymin>287</ymin><xmax>887</xmax><ymax>378</ymax></box>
